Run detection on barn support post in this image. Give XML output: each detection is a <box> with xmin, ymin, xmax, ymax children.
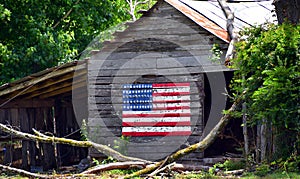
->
<box><xmin>41</xmin><ymin>107</ymin><xmax>56</xmax><ymax>170</ymax></box>
<box><xmin>28</xmin><ymin>109</ymin><xmax>37</xmax><ymax>167</ymax></box>
<box><xmin>20</xmin><ymin>108</ymin><xmax>29</xmax><ymax>170</ymax></box>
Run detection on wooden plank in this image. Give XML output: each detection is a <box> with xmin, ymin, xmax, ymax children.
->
<box><xmin>39</xmin><ymin>80</ymin><xmax>86</xmax><ymax>99</ymax></box>
<box><xmin>12</xmin><ymin>68</ymin><xmax>86</xmax><ymax>98</ymax></box>
<box><xmin>0</xmin><ymin>65</ymin><xmax>80</xmax><ymax>97</ymax></box>
<box><xmin>0</xmin><ymin>99</ymin><xmax>55</xmax><ymax>109</ymax></box>
<box><xmin>20</xmin><ymin>108</ymin><xmax>29</xmax><ymax>170</ymax></box>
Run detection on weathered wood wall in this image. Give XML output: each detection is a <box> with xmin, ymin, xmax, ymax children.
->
<box><xmin>0</xmin><ymin>97</ymin><xmax>87</xmax><ymax>171</ymax></box>
<box><xmin>88</xmin><ymin>1</ymin><xmax>228</xmax><ymax>163</ymax></box>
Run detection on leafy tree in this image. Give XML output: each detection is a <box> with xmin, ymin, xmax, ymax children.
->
<box><xmin>0</xmin><ymin>0</ymin><xmax>131</xmax><ymax>85</ymax></box>
<box><xmin>231</xmin><ymin>23</ymin><xmax>300</xmax><ymax>160</ymax></box>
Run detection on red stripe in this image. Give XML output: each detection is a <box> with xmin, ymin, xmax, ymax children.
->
<box><xmin>122</xmin><ymin>121</ymin><xmax>191</xmax><ymax>127</ymax></box>
<box><xmin>122</xmin><ymin>131</ymin><xmax>192</xmax><ymax>136</ymax></box>
<box><xmin>153</xmin><ymin>100</ymin><xmax>190</xmax><ymax>103</ymax></box>
<box><xmin>122</xmin><ymin>113</ymin><xmax>191</xmax><ymax>118</ymax></box>
<box><xmin>152</xmin><ymin>92</ymin><xmax>190</xmax><ymax>96</ymax></box>
<box><xmin>153</xmin><ymin>106</ymin><xmax>190</xmax><ymax>110</ymax></box>
<box><xmin>152</xmin><ymin>83</ymin><xmax>190</xmax><ymax>88</ymax></box>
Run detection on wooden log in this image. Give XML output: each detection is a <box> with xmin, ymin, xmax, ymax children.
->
<box><xmin>0</xmin><ymin>123</ymin><xmax>151</xmax><ymax>163</ymax></box>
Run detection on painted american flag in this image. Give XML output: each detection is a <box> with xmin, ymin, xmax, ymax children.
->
<box><xmin>122</xmin><ymin>83</ymin><xmax>192</xmax><ymax>136</ymax></box>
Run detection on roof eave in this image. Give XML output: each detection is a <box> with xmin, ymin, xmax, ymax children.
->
<box><xmin>165</xmin><ymin>0</ymin><xmax>230</xmax><ymax>43</ymax></box>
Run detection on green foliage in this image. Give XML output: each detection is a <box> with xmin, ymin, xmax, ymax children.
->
<box><xmin>213</xmin><ymin>160</ymin><xmax>246</xmax><ymax>171</ymax></box>
<box><xmin>254</xmin><ymin>164</ymin><xmax>271</xmax><ymax>177</ymax></box>
<box><xmin>271</xmin><ymin>153</ymin><xmax>300</xmax><ymax>174</ymax></box>
<box><xmin>231</xmin><ymin>23</ymin><xmax>300</xmax><ymax>158</ymax></box>
<box><xmin>113</xmin><ymin>135</ymin><xmax>130</xmax><ymax>155</ymax></box>
<box><xmin>101</xmin><ymin>156</ymin><xmax>117</xmax><ymax>164</ymax></box>
<box><xmin>0</xmin><ymin>0</ymin><xmax>131</xmax><ymax>85</ymax></box>
<box><xmin>209</xmin><ymin>43</ymin><xmax>223</xmax><ymax>64</ymax></box>
<box><xmin>80</xmin><ymin>119</ymin><xmax>88</xmax><ymax>141</ymax></box>
<box><xmin>92</xmin><ymin>157</ymin><xmax>100</xmax><ymax>166</ymax></box>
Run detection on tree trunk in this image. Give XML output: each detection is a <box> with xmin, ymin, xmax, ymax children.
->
<box><xmin>273</xmin><ymin>0</ymin><xmax>300</xmax><ymax>24</ymax></box>
<box><xmin>260</xmin><ymin>119</ymin><xmax>267</xmax><ymax>162</ymax></box>
<box><xmin>256</xmin><ymin>124</ymin><xmax>261</xmax><ymax>163</ymax></box>
<box><xmin>242</xmin><ymin>102</ymin><xmax>249</xmax><ymax>159</ymax></box>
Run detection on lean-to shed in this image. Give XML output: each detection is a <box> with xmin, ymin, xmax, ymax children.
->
<box><xmin>0</xmin><ymin>61</ymin><xmax>88</xmax><ymax>170</ymax></box>
<box><xmin>82</xmin><ymin>0</ymin><xmax>276</xmax><ymax>162</ymax></box>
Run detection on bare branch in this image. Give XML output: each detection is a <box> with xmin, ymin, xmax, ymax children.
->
<box><xmin>217</xmin><ymin>0</ymin><xmax>238</xmax><ymax>64</ymax></box>
<box><xmin>136</xmin><ymin>0</ymin><xmax>149</xmax><ymax>6</ymax></box>
<box><xmin>53</xmin><ymin>0</ymin><xmax>80</xmax><ymax>29</ymax></box>
<box><xmin>81</xmin><ymin>161</ymin><xmax>146</xmax><ymax>174</ymax></box>
<box><xmin>125</xmin><ymin>91</ymin><xmax>246</xmax><ymax>178</ymax></box>
<box><xmin>0</xmin><ymin>123</ymin><xmax>150</xmax><ymax>163</ymax></box>
<box><xmin>0</xmin><ymin>164</ymin><xmax>50</xmax><ymax>179</ymax></box>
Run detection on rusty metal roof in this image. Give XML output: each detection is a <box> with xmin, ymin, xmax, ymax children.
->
<box><xmin>165</xmin><ymin>0</ymin><xmax>277</xmax><ymax>42</ymax></box>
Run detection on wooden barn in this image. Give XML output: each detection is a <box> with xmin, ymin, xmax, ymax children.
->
<box><xmin>84</xmin><ymin>0</ymin><xmax>276</xmax><ymax>163</ymax></box>
<box><xmin>0</xmin><ymin>0</ymin><xmax>276</xmax><ymax>169</ymax></box>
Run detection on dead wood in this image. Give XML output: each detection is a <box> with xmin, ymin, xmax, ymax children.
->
<box><xmin>224</xmin><ymin>169</ymin><xmax>245</xmax><ymax>175</ymax></box>
<box><xmin>0</xmin><ymin>164</ymin><xmax>50</xmax><ymax>178</ymax></box>
<box><xmin>217</xmin><ymin>0</ymin><xmax>238</xmax><ymax>65</ymax></box>
<box><xmin>124</xmin><ymin>92</ymin><xmax>245</xmax><ymax>178</ymax></box>
<box><xmin>171</xmin><ymin>164</ymin><xmax>212</xmax><ymax>172</ymax></box>
<box><xmin>148</xmin><ymin>162</ymin><xmax>176</xmax><ymax>177</ymax></box>
<box><xmin>81</xmin><ymin>161</ymin><xmax>146</xmax><ymax>174</ymax></box>
<box><xmin>0</xmin><ymin>123</ymin><xmax>150</xmax><ymax>163</ymax></box>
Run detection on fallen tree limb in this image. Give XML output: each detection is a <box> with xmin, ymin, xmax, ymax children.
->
<box><xmin>81</xmin><ymin>161</ymin><xmax>146</xmax><ymax>174</ymax></box>
<box><xmin>0</xmin><ymin>123</ymin><xmax>150</xmax><ymax>163</ymax></box>
<box><xmin>0</xmin><ymin>91</ymin><xmax>245</xmax><ymax>178</ymax></box>
<box><xmin>224</xmin><ymin>169</ymin><xmax>245</xmax><ymax>175</ymax></box>
<box><xmin>125</xmin><ymin>92</ymin><xmax>245</xmax><ymax>178</ymax></box>
<box><xmin>0</xmin><ymin>164</ymin><xmax>50</xmax><ymax>179</ymax></box>
<box><xmin>148</xmin><ymin>162</ymin><xmax>176</xmax><ymax>177</ymax></box>
<box><xmin>81</xmin><ymin>161</ymin><xmax>213</xmax><ymax>176</ymax></box>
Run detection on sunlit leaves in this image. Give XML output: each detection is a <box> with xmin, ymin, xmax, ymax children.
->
<box><xmin>232</xmin><ymin>23</ymin><xmax>300</xmax><ymax>129</ymax></box>
<box><xmin>0</xmin><ymin>0</ymin><xmax>131</xmax><ymax>85</ymax></box>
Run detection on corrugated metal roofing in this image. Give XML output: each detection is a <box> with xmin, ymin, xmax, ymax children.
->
<box><xmin>167</xmin><ymin>0</ymin><xmax>277</xmax><ymax>42</ymax></box>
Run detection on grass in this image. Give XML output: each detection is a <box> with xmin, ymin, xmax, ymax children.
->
<box><xmin>1</xmin><ymin>169</ymin><xmax>300</xmax><ymax>178</ymax></box>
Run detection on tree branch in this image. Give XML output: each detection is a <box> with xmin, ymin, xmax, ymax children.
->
<box><xmin>52</xmin><ymin>0</ymin><xmax>80</xmax><ymax>29</ymax></box>
<box><xmin>0</xmin><ymin>164</ymin><xmax>49</xmax><ymax>178</ymax></box>
<box><xmin>217</xmin><ymin>0</ymin><xmax>238</xmax><ymax>65</ymax></box>
<box><xmin>0</xmin><ymin>123</ymin><xmax>150</xmax><ymax>163</ymax></box>
<box><xmin>125</xmin><ymin>91</ymin><xmax>246</xmax><ymax>178</ymax></box>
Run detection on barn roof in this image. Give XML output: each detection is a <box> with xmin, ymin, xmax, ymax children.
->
<box><xmin>0</xmin><ymin>60</ymin><xmax>87</xmax><ymax>107</ymax></box>
<box><xmin>166</xmin><ymin>0</ymin><xmax>276</xmax><ymax>42</ymax></box>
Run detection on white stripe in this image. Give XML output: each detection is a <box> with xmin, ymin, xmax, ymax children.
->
<box><xmin>122</xmin><ymin>109</ymin><xmax>190</xmax><ymax>115</ymax></box>
<box><xmin>153</xmin><ymin>87</ymin><xmax>190</xmax><ymax>93</ymax></box>
<box><xmin>153</xmin><ymin>102</ymin><xmax>190</xmax><ymax>108</ymax></box>
<box><xmin>122</xmin><ymin>126</ymin><xmax>191</xmax><ymax>132</ymax></box>
<box><xmin>153</xmin><ymin>95</ymin><xmax>190</xmax><ymax>101</ymax></box>
<box><xmin>122</xmin><ymin>117</ymin><xmax>191</xmax><ymax>123</ymax></box>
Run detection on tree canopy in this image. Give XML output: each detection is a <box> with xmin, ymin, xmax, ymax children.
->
<box><xmin>0</xmin><ymin>0</ymin><xmax>131</xmax><ymax>85</ymax></box>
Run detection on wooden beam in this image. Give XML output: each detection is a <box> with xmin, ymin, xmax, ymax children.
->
<box><xmin>39</xmin><ymin>81</ymin><xmax>87</xmax><ymax>99</ymax></box>
<box><xmin>24</xmin><ymin>81</ymin><xmax>73</xmax><ymax>99</ymax></box>
<box><xmin>0</xmin><ymin>64</ymin><xmax>86</xmax><ymax>97</ymax></box>
<box><xmin>0</xmin><ymin>99</ymin><xmax>55</xmax><ymax>108</ymax></box>
<box><xmin>20</xmin><ymin>68</ymin><xmax>86</xmax><ymax>96</ymax></box>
